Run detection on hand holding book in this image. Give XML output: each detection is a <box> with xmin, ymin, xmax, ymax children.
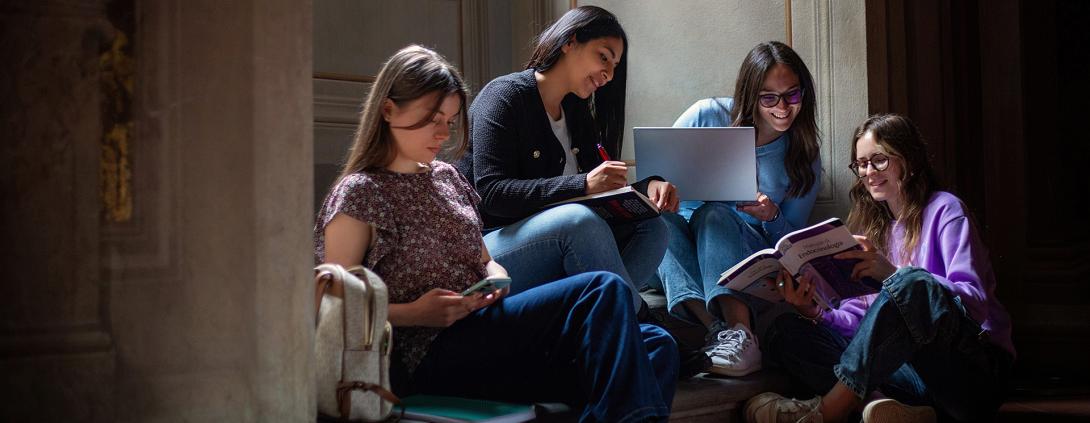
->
<box><xmin>833</xmin><ymin>236</ymin><xmax>899</xmax><ymax>282</ymax></box>
<box><xmin>774</xmin><ymin>269</ymin><xmax>823</xmax><ymax>320</ymax></box>
<box><xmin>542</xmin><ymin>185</ymin><xmax>660</xmax><ymax>224</ymax></box>
<box><xmin>646</xmin><ymin>179</ymin><xmax>680</xmax><ymax>212</ymax></box>
<box><xmin>717</xmin><ymin>218</ymin><xmax>883</xmax><ymax>310</ymax></box>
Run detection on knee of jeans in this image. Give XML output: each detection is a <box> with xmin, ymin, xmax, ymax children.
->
<box><xmin>551</xmin><ymin>204</ymin><xmax>611</xmax><ymax>238</ymax></box>
<box><xmin>691</xmin><ymin>202</ymin><xmax>744</xmax><ymax>231</ymax></box>
<box><xmin>882</xmin><ymin>267</ymin><xmax>945</xmax><ymax>298</ymax></box>
<box><xmin>585</xmin><ymin>271</ymin><xmax>634</xmax><ymax>299</ymax></box>
<box><xmin>638</xmin><ymin>215</ymin><xmax>668</xmax><ymax>238</ymax></box>
<box><xmin>661</xmin><ymin>210</ymin><xmax>688</xmax><ymax>227</ymax></box>
<box><xmin>642</xmin><ymin>325</ymin><xmax>679</xmax><ymax>355</ymax></box>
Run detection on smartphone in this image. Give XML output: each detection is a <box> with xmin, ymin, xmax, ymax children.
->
<box><xmin>461</xmin><ymin>276</ymin><xmax>512</xmax><ymax>296</ymax></box>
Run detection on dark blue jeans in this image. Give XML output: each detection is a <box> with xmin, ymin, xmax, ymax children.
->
<box><xmin>406</xmin><ymin>272</ymin><xmax>678</xmax><ymax>423</ymax></box>
<box><xmin>766</xmin><ymin>267</ymin><xmax>1012</xmax><ymax>422</ymax></box>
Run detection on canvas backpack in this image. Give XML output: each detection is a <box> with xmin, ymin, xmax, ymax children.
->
<box><xmin>314</xmin><ymin>264</ymin><xmax>398</xmax><ymax>421</ymax></box>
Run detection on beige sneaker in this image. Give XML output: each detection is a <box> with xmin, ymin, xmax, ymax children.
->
<box><xmin>862</xmin><ymin>399</ymin><xmax>936</xmax><ymax>423</ymax></box>
<box><xmin>744</xmin><ymin>392</ymin><xmax>823</xmax><ymax>423</ymax></box>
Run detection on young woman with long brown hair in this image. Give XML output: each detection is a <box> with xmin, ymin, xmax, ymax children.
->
<box><xmin>316</xmin><ymin>45</ymin><xmax>677</xmax><ymax>422</ymax></box>
<box><xmin>746</xmin><ymin>114</ymin><xmax>1014</xmax><ymax>423</ymax></box>
<box><xmin>455</xmin><ymin>6</ymin><xmax>680</xmax><ymax>314</ymax></box>
<box><xmin>651</xmin><ymin>41</ymin><xmax>823</xmax><ymax>377</ymax></box>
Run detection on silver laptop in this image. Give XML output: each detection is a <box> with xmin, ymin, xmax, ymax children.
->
<box><xmin>633</xmin><ymin>127</ymin><xmax>757</xmax><ymax>202</ymax></box>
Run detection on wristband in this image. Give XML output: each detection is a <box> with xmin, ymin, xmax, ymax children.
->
<box><xmin>765</xmin><ymin>207</ymin><xmax>781</xmax><ymax>223</ymax></box>
<box><xmin>799</xmin><ymin>307</ymin><xmax>824</xmax><ymax>325</ymax></box>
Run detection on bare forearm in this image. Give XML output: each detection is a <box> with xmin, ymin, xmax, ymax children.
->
<box><xmin>388</xmin><ymin>302</ymin><xmax>418</xmax><ymax>327</ymax></box>
<box><xmin>484</xmin><ymin>260</ymin><xmax>508</xmax><ymax>279</ymax></box>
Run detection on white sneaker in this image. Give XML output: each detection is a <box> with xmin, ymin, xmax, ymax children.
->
<box><xmin>745</xmin><ymin>392</ymin><xmax>823</xmax><ymax>423</ymax></box>
<box><xmin>705</xmin><ymin>323</ymin><xmax>762</xmax><ymax>376</ymax></box>
<box><xmin>862</xmin><ymin>399</ymin><xmax>936</xmax><ymax>423</ymax></box>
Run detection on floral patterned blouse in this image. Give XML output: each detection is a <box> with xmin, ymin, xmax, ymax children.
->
<box><xmin>314</xmin><ymin>161</ymin><xmax>486</xmax><ymax>374</ymax></box>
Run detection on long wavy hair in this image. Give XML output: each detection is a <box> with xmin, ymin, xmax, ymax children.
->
<box><xmin>525</xmin><ymin>5</ymin><xmax>628</xmax><ymax>158</ymax></box>
<box><xmin>339</xmin><ymin>45</ymin><xmax>469</xmax><ymax>179</ymax></box>
<box><xmin>846</xmin><ymin>114</ymin><xmax>942</xmax><ymax>264</ymax></box>
<box><xmin>731</xmin><ymin>41</ymin><xmax>820</xmax><ymax>197</ymax></box>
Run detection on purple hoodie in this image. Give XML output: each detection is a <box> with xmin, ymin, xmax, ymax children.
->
<box><xmin>821</xmin><ymin>191</ymin><xmax>1015</xmax><ymax>357</ymax></box>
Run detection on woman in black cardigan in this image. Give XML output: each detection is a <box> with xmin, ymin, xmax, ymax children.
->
<box><xmin>455</xmin><ymin>6</ymin><xmax>679</xmax><ymax>311</ymax></box>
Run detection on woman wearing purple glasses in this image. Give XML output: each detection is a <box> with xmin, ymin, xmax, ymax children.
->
<box><xmin>647</xmin><ymin>41</ymin><xmax>823</xmax><ymax>377</ymax></box>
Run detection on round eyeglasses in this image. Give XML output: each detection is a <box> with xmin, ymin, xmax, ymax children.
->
<box><xmin>758</xmin><ymin>88</ymin><xmax>804</xmax><ymax>108</ymax></box>
<box><xmin>848</xmin><ymin>153</ymin><xmax>891</xmax><ymax>177</ymax></box>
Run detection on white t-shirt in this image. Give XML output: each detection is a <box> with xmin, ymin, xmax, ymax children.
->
<box><xmin>548</xmin><ymin>109</ymin><xmax>578</xmax><ymax>176</ymax></box>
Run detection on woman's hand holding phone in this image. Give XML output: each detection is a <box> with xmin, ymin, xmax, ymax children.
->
<box><xmin>405</xmin><ymin>277</ymin><xmax>510</xmax><ymax>327</ymax></box>
<box><xmin>736</xmin><ymin>192</ymin><xmax>780</xmax><ymax>222</ymax></box>
<box><xmin>461</xmin><ymin>276</ymin><xmax>512</xmax><ymax>296</ymax></box>
<box><xmin>408</xmin><ymin>288</ymin><xmax>481</xmax><ymax>327</ymax></box>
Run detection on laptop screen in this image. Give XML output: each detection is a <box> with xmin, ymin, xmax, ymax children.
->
<box><xmin>633</xmin><ymin>127</ymin><xmax>757</xmax><ymax>202</ymax></box>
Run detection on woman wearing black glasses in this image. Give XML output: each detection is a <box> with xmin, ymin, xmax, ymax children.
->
<box><xmin>650</xmin><ymin>41</ymin><xmax>823</xmax><ymax>378</ymax></box>
<box><xmin>746</xmin><ymin>114</ymin><xmax>1014</xmax><ymax>422</ymax></box>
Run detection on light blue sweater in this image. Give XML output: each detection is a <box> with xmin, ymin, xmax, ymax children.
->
<box><xmin>673</xmin><ymin>97</ymin><xmax>823</xmax><ymax>241</ymax></box>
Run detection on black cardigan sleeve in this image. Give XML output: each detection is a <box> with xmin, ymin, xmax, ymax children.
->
<box><xmin>468</xmin><ymin>76</ymin><xmax>587</xmax><ymax>220</ymax></box>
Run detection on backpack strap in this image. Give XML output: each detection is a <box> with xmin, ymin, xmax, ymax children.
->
<box><xmin>345</xmin><ymin>265</ymin><xmax>378</xmax><ymax>349</ymax></box>
<box><xmin>313</xmin><ymin>267</ymin><xmax>335</xmax><ymax>327</ymax></box>
<box><xmin>336</xmin><ymin>381</ymin><xmax>400</xmax><ymax>418</ymax></box>
<box><xmin>339</xmin><ymin>265</ymin><xmax>370</xmax><ymax>352</ymax></box>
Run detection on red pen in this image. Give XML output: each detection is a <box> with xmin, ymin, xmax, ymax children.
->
<box><xmin>596</xmin><ymin>143</ymin><xmax>611</xmax><ymax>161</ymax></box>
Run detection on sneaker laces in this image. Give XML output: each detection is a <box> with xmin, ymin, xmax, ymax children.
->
<box><xmin>708</xmin><ymin>329</ymin><xmax>752</xmax><ymax>360</ymax></box>
<box><xmin>775</xmin><ymin>396</ymin><xmax>823</xmax><ymax>423</ymax></box>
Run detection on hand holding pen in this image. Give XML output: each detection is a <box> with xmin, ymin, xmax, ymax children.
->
<box><xmin>597</xmin><ymin>143</ymin><xmax>612</xmax><ymax>161</ymax></box>
<box><xmin>586</xmin><ymin>143</ymin><xmax>628</xmax><ymax>194</ymax></box>
<box><xmin>586</xmin><ymin>143</ymin><xmax>679</xmax><ymax>212</ymax></box>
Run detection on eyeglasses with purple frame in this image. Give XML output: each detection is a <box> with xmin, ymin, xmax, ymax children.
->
<box><xmin>758</xmin><ymin>88</ymin><xmax>804</xmax><ymax>108</ymax></box>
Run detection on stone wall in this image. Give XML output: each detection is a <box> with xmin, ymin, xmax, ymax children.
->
<box><xmin>1</xmin><ymin>0</ymin><xmax>315</xmax><ymax>420</ymax></box>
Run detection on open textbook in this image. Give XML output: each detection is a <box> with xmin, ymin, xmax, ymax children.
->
<box><xmin>716</xmin><ymin>217</ymin><xmax>882</xmax><ymax>309</ymax></box>
<box><xmin>543</xmin><ymin>185</ymin><xmax>659</xmax><ymax>224</ymax></box>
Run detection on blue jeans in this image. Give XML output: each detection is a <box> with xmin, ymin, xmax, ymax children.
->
<box><xmin>766</xmin><ymin>267</ymin><xmax>1013</xmax><ymax>422</ymax></box>
<box><xmin>484</xmin><ymin>204</ymin><xmax>668</xmax><ymax>310</ymax></box>
<box><xmin>651</xmin><ymin>202</ymin><xmax>774</xmax><ymax>325</ymax></box>
<box><xmin>408</xmin><ymin>272</ymin><xmax>678</xmax><ymax>423</ymax></box>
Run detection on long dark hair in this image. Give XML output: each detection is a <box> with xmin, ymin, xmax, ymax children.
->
<box><xmin>340</xmin><ymin>45</ymin><xmax>469</xmax><ymax>179</ymax></box>
<box><xmin>525</xmin><ymin>5</ymin><xmax>628</xmax><ymax>157</ymax></box>
<box><xmin>846</xmin><ymin>113</ymin><xmax>942</xmax><ymax>264</ymax></box>
<box><xmin>732</xmin><ymin>41</ymin><xmax>820</xmax><ymax>197</ymax></box>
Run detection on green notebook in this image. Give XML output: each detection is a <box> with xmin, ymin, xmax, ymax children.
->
<box><xmin>395</xmin><ymin>395</ymin><xmax>536</xmax><ymax>423</ymax></box>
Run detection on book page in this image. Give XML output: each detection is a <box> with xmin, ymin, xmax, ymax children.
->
<box><xmin>774</xmin><ymin>218</ymin><xmax>880</xmax><ymax>308</ymax></box>
<box><xmin>775</xmin><ymin>218</ymin><xmax>859</xmax><ymax>274</ymax></box>
<box><xmin>717</xmin><ymin>249</ymin><xmax>784</xmax><ymax>302</ymax></box>
<box><xmin>546</xmin><ymin>185</ymin><xmax>645</xmax><ymax>206</ymax></box>
<box><xmin>542</xmin><ymin>185</ymin><xmax>659</xmax><ymax>223</ymax></box>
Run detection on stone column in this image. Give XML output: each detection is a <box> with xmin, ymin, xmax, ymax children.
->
<box><xmin>108</xmin><ymin>0</ymin><xmax>314</xmax><ymax>421</ymax></box>
<box><xmin>1</xmin><ymin>0</ymin><xmax>315</xmax><ymax>420</ymax></box>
